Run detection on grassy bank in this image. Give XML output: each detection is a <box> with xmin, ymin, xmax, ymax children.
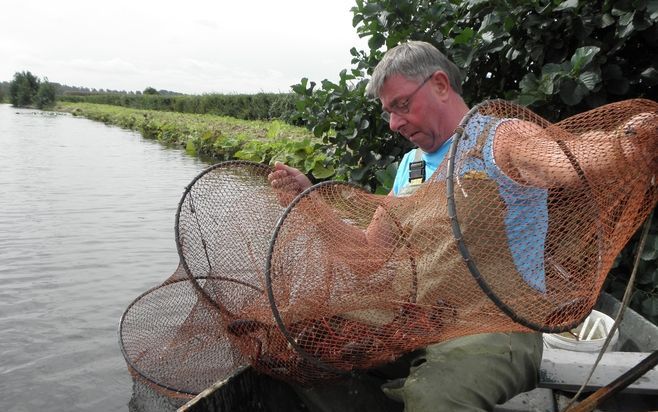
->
<box><xmin>59</xmin><ymin>92</ymin><xmax>298</xmax><ymax>123</ymax></box>
<box><xmin>56</xmin><ymin>102</ymin><xmax>336</xmax><ymax>178</ymax></box>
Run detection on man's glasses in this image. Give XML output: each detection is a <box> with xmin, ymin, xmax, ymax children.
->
<box><xmin>381</xmin><ymin>74</ymin><xmax>433</xmax><ymax>123</ymax></box>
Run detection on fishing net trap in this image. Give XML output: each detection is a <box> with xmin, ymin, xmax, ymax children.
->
<box><xmin>119</xmin><ymin>99</ymin><xmax>658</xmax><ymax>396</ymax></box>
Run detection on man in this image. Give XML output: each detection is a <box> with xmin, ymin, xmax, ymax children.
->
<box><xmin>268</xmin><ymin>41</ymin><xmax>543</xmax><ymax>412</ymax></box>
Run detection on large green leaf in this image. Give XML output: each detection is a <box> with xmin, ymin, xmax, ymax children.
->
<box><xmin>555</xmin><ymin>0</ymin><xmax>578</xmax><ymax>12</ymax></box>
<box><xmin>374</xmin><ymin>161</ymin><xmax>398</xmax><ymax>194</ymax></box>
<box><xmin>570</xmin><ymin>46</ymin><xmax>601</xmax><ymax>73</ymax></box>
<box><xmin>368</xmin><ymin>33</ymin><xmax>386</xmax><ymax>51</ymax></box>
<box><xmin>579</xmin><ymin>71</ymin><xmax>601</xmax><ymax>91</ymax></box>
<box><xmin>519</xmin><ymin>71</ymin><xmax>538</xmax><ymax>87</ymax></box>
<box><xmin>616</xmin><ymin>11</ymin><xmax>636</xmax><ymax>38</ymax></box>
<box><xmin>311</xmin><ymin>163</ymin><xmax>336</xmax><ymax>179</ymax></box>
<box><xmin>451</xmin><ymin>46</ymin><xmax>476</xmax><ymax>68</ymax></box>
<box><xmin>539</xmin><ymin>71</ymin><xmax>563</xmax><ymax>95</ymax></box>
<box><xmin>641</xmin><ymin>67</ymin><xmax>658</xmax><ymax>85</ymax></box>
<box><xmin>454</xmin><ymin>28</ymin><xmax>475</xmax><ymax>45</ymax></box>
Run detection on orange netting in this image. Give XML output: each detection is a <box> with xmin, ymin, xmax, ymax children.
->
<box><xmin>119</xmin><ymin>99</ymin><xmax>658</xmax><ymax>394</ymax></box>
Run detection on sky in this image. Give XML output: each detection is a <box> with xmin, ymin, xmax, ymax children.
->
<box><xmin>1</xmin><ymin>0</ymin><xmax>369</xmax><ymax>94</ymax></box>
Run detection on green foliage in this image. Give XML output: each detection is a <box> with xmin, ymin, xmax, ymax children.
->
<box><xmin>9</xmin><ymin>71</ymin><xmax>40</xmax><ymax>107</ymax></box>
<box><xmin>34</xmin><ymin>80</ymin><xmax>57</xmax><ymax>109</ymax></box>
<box><xmin>59</xmin><ymin>92</ymin><xmax>300</xmax><ymax>123</ymax></box>
<box><xmin>292</xmin><ymin>70</ymin><xmax>409</xmax><ymax>191</ymax></box>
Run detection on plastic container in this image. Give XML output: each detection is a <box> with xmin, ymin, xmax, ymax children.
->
<box><xmin>543</xmin><ymin>310</ymin><xmax>619</xmax><ymax>352</ymax></box>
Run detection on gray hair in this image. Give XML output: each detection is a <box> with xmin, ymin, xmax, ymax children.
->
<box><xmin>366</xmin><ymin>40</ymin><xmax>463</xmax><ymax>98</ymax></box>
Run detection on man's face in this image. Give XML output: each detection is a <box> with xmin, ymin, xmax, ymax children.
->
<box><xmin>379</xmin><ymin>73</ymin><xmax>448</xmax><ymax>153</ymax></box>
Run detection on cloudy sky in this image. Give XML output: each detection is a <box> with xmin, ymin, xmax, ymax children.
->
<box><xmin>1</xmin><ymin>0</ymin><xmax>369</xmax><ymax>94</ymax></box>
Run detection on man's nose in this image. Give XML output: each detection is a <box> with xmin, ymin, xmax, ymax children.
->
<box><xmin>389</xmin><ymin>112</ymin><xmax>405</xmax><ymax>132</ymax></box>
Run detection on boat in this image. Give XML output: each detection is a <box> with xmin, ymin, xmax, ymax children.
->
<box><xmin>496</xmin><ymin>292</ymin><xmax>658</xmax><ymax>412</ymax></box>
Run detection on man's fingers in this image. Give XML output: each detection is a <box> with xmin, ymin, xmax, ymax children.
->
<box><xmin>268</xmin><ymin>167</ymin><xmax>303</xmax><ymax>207</ymax></box>
<box><xmin>269</xmin><ymin>174</ymin><xmax>300</xmax><ymax>190</ymax></box>
<box><xmin>274</xmin><ymin>161</ymin><xmax>302</xmax><ymax>176</ymax></box>
<box><xmin>268</xmin><ymin>163</ymin><xmax>311</xmax><ymax>202</ymax></box>
<box><xmin>267</xmin><ymin>169</ymin><xmax>289</xmax><ymax>184</ymax></box>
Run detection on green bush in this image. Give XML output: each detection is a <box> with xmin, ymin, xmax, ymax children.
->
<box><xmin>292</xmin><ymin>73</ymin><xmax>405</xmax><ymax>193</ymax></box>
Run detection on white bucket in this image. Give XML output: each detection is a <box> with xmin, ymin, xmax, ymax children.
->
<box><xmin>543</xmin><ymin>310</ymin><xmax>619</xmax><ymax>352</ymax></box>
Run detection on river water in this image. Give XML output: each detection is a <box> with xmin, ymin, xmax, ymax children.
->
<box><xmin>0</xmin><ymin>104</ymin><xmax>207</xmax><ymax>411</ymax></box>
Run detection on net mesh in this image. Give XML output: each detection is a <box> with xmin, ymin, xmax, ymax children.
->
<box><xmin>119</xmin><ymin>99</ymin><xmax>658</xmax><ymax>392</ymax></box>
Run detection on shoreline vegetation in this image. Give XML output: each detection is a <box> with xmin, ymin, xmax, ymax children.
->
<box><xmin>54</xmin><ymin>102</ymin><xmax>336</xmax><ymax>179</ymax></box>
<box><xmin>58</xmin><ymin>91</ymin><xmax>298</xmax><ymax>123</ymax></box>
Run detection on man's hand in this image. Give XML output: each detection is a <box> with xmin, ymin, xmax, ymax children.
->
<box><xmin>268</xmin><ymin>162</ymin><xmax>313</xmax><ymax>207</ymax></box>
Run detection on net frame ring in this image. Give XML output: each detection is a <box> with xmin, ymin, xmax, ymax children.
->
<box><xmin>118</xmin><ymin>273</ymin><xmax>247</xmax><ymax>396</ymax></box>
<box><xmin>446</xmin><ymin>100</ymin><xmax>598</xmax><ymax>333</ymax></box>
<box><xmin>174</xmin><ymin>160</ymin><xmax>274</xmax><ymax>315</ymax></box>
<box><xmin>264</xmin><ymin>180</ymin><xmax>364</xmax><ymax>376</ymax></box>
<box><xmin>264</xmin><ymin>179</ymin><xmax>423</xmax><ymax>375</ymax></box>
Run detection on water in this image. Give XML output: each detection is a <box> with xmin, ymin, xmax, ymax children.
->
<box><xmin>0</xmin><ymin>104</ymin><xmax>207</xmax><ymax>411</ymax></box>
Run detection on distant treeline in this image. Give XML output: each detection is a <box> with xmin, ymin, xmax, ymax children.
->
<box><xmin>60</xmin><ymin>85</ymin><xmax>182</xmax><ymax>96</ymax></box>
<box><xmin>0</xmin><ymin>78</ymin><xmax>180</xmax><ymax>104</ymax></box>
<box><xmin>1</xmin><ymin>75</ymin><xmax>300</xmax><ymax>123</ymax></box>
<box><xmin>58</xmin><ymin>92</ymin><xmax>300</xmax><ymax>123</ymax></box>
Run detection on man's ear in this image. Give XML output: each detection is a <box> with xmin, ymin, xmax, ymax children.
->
<box><xmin>431</xmin><ymin>71</ymin><xmax>451</xmax><ymax>98</ymax></box>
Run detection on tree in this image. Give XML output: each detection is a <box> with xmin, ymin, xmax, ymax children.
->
<box><xmin>9</xmin><ymin>71</ymin><xmax>40</xmax><ymax>107</ymax></box>
<box><xmin>143</xmin><ymin>86</ymin><xmax>159</xmax><ymax>95</ymax></box>
<box><xmin>34</xmin><ymin>79</ymin><xmax>57</xmax><ymax>109</ymax></box>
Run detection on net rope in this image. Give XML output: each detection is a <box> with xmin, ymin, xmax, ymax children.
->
<box><xmin>119</xmin><ymin>99</ymin><xmax>658</xmax><ymax>393</ymax></box>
